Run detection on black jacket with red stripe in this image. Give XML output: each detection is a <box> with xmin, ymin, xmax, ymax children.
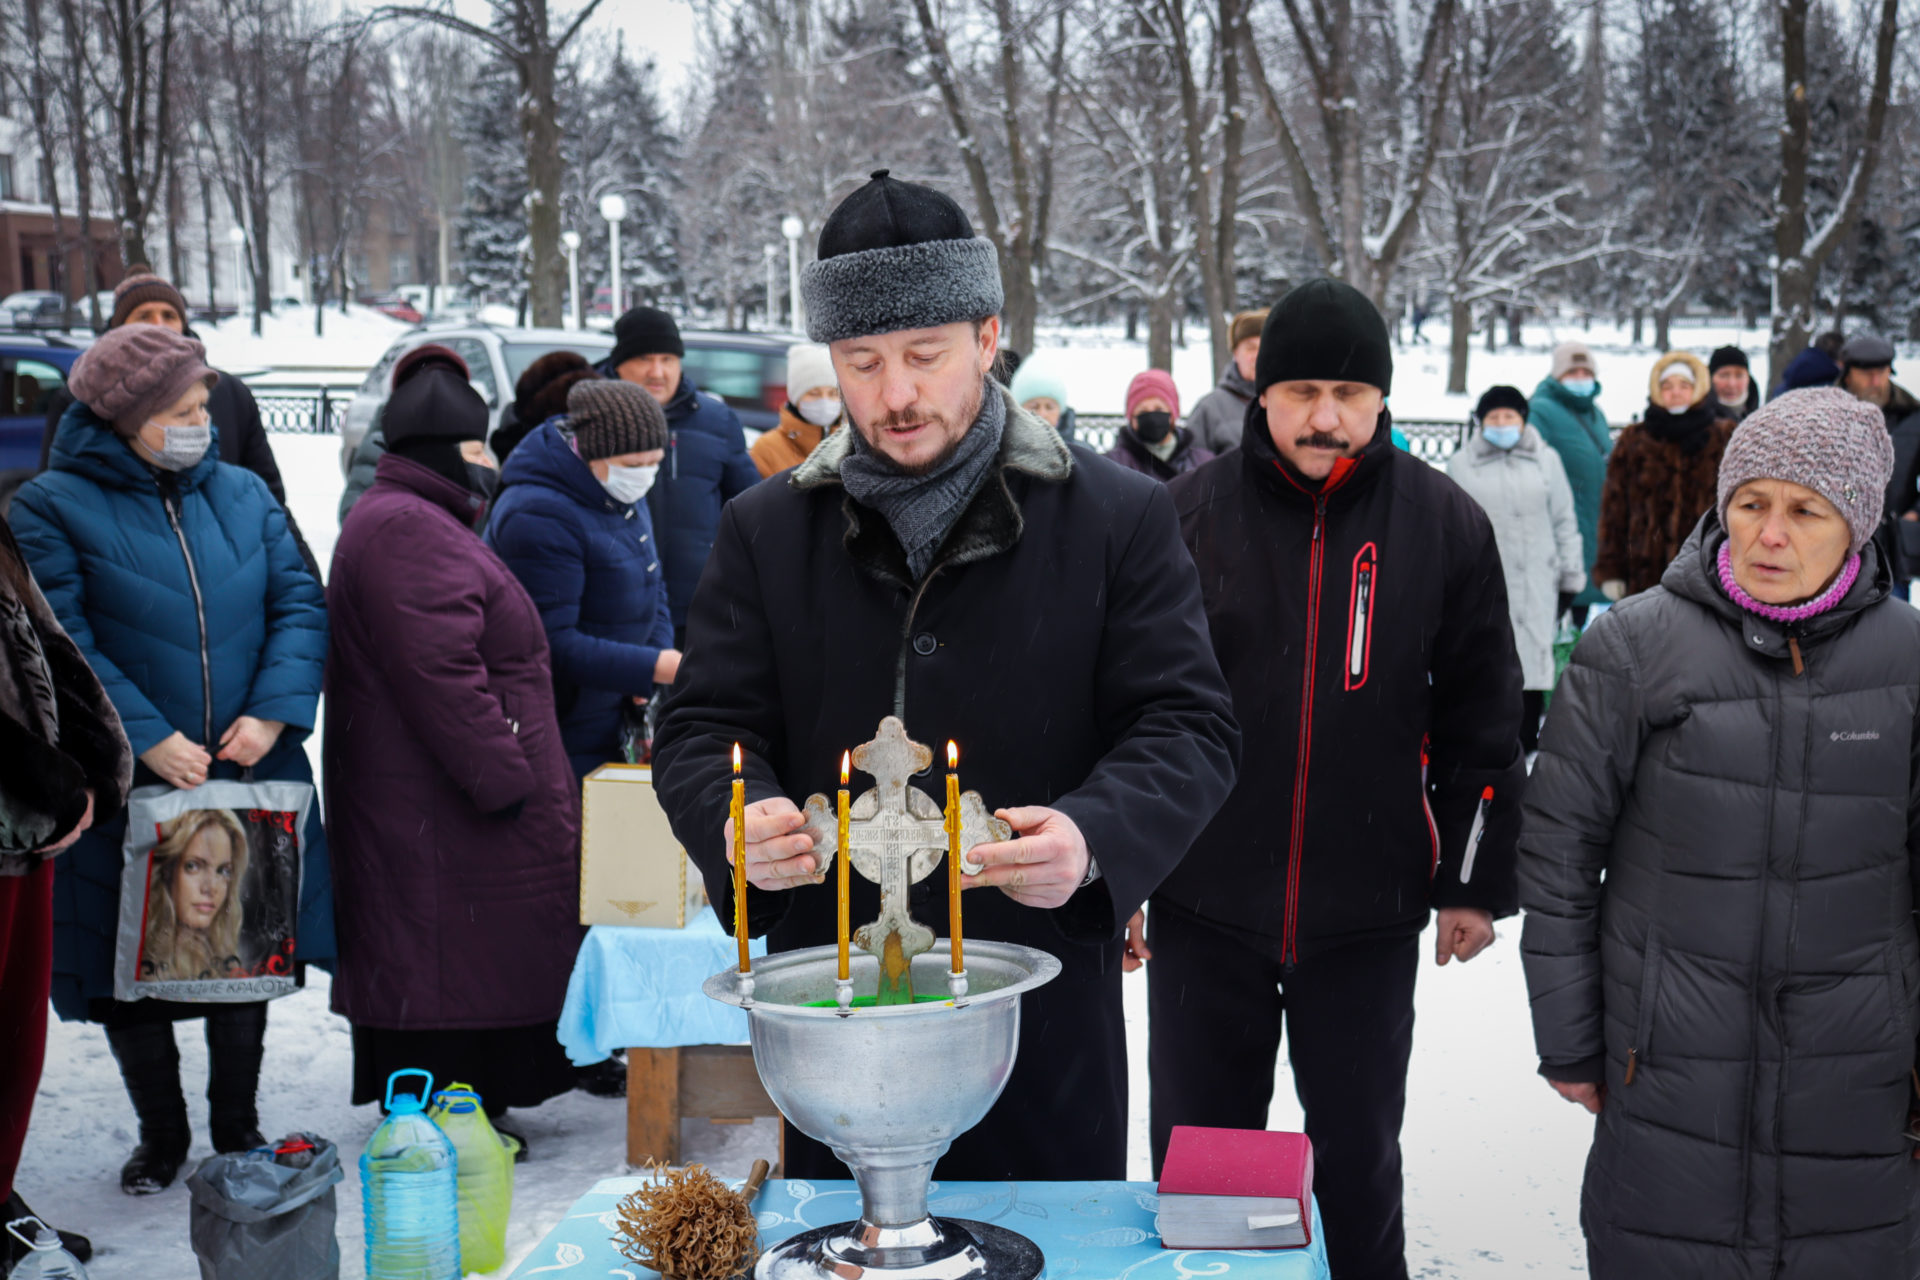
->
<box><xmin>1161</xmin><ymin>405</ymin><xmax>1526</xmax><ymax>961</ymax></box>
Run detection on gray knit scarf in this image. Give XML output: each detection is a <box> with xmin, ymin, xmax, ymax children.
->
<box><xmin>839</xmin><ymin>378</ymin><xmax>1005</xmax><ymax>581</ymax></box>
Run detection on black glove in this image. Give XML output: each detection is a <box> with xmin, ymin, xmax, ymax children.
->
<box><xmin>1556</xmin><ymin>591</ymin><xmax>1576</xmax><ymax>619</ymax></box>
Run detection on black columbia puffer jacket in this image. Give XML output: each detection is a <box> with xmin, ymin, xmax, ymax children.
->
<box><xmin>1521</xmin><ymin>515</ymin><xmax>1920</xmax><ymax>1278</ymax></box>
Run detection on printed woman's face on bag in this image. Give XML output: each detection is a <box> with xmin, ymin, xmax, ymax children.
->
<box><xmin>172</xmin><ymin>827</ymin><xmax>235</xmax><ymax>930</ymax></box>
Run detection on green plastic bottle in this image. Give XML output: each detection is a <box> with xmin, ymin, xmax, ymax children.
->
<box><xmin>426</xmin><ymin>1083</ymin><xmax>514</xmax><ymax>1274</ymax></box>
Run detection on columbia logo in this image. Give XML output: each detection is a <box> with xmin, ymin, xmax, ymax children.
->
<box><xmin>1832</xmin><ymin>730</ymin><xmax>1881</xmax><ymax>742</ymax></box>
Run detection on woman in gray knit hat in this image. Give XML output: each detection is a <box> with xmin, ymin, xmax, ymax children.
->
<box><xmin>1518</xmin><ymin>386</ymin><xmax>1920</xmax><ymax>1278</ymax></box>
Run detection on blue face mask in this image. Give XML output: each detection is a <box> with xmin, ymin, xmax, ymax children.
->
<box><xmin>1483</xmin><ymin>425</ymin><xmax>1522</xmax><ymax>450</ymax></box>
<box><xmin>1561</xmin><ymin>376</ymin><xmax>1598</xmax><ymax>398</ymax></box>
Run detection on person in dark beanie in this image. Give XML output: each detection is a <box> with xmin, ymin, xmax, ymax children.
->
<box><xmin>1107</xmin><ymin>368</ymin><xmax>1213</xmax><ymax>481</ymax></box>
<box><xmin>1521</xmin><ymin>387</ymin><xmax>1920</xmax><ymax>1279</ymax></box>
<box><xmin>490</xmin><ymin>350</ymin><xmax>601</xmax><ymax>464</ymax></box>
<box><xmin>1834</xmin><ymin>334</ymin><xmax>1920</xmax><ymax>594</ymax></box>
<box><xmin>0</xmin><ymin>510</ymin><xmax>129</xmax><ymax>1264</ymax></box>
<box><xmin>324</xmin><ymin>363</ymin><xmax>583</xmax><ymax>1154</ymax></box>
<box><xmin>653</xmin><ymin>168</ymin><xmax>1239</xmax><ymax>1191</ymax></box>
<box><xmin>12</xmin><ymin>325</ymin><xmax>329</xmax><ymax>1195</ymax></box>
<box><xmin>488</xmin><ymin>377</ymin><xmax>678</xmax><ymax>778</ymax></box>
<box><xmin>339</xmin><ymin>344</ymin><xmax>503</xmax><ymax>521</ymax></box>
<box><xmin>598</xmin><ymin>306</ymin><xmax>758</xmax><ymax>645</ymax></box>
<box><xmin>1186</xmin><ymin>308</ymin><xmax>1268</xmax><ymax>454</ymax></box>
<box><xmin>1447</xmin><ymin>385</ymin><xmax>1584</xmax><ymax>754</ymax></box>
<box><xmin>1156</xmin><ymin>278</ymin><xmax>1525</xmax><ymax>1280</ymax></box>
<box><xmin>1708</xmin><ymin>345</ymin><xmax>1758</xmax><ymax>421</ymax></box>
<box><xmin>37</xmin><ymin>267</ymin><xmax>315</xmax><ymax>577</ymax></box>
<box><xmin>1767</xmin><ymin>340</ymin><xmax>1843</xmax><ymax>400</ymax></box>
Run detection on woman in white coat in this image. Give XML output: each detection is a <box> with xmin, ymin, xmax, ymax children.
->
<box><xmin>1448</xmin><ymin>385</ymin><xmax>1585</xmax><ymax>752</ymax></box>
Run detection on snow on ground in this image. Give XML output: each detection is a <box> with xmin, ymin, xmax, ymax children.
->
<box><xmin>196</xmin><ymin>305</ymin><xmax>413</xmax><ymax>377</ymax></box>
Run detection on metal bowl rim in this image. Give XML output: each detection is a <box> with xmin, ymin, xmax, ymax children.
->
<box><xmin>702</xmin><ymin>940</ymin><xmax>1063</xmax><ymax>1018</ymax></box>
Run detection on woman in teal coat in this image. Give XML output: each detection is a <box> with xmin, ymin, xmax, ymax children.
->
<box><xmin>1530</xmin><ymin>340</ymin><xmax>1612</xmax><ymax>618</ymax></box>
<box><xmin>11</xmin><ymin>326</ymin><xmax>329</xmax><ymax>1195</ymax></box>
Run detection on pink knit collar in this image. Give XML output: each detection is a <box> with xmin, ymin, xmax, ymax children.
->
<box><xmin>1715</xmin><ymin>541</ymin><xmax>1860</xmax><ymax>624</ymax></box>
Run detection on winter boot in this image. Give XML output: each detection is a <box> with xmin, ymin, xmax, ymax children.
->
<box><xmin>1</xmin><ymin>1191</ymin><xmax>92</xmax><ymax>1263</ymax></box>
<box><xmin>574</xmin><ymin>1050</ymin><xmax>627</xmax><ymax>1098</ymax></box>
<box><xmin>205</xmin><ymin>1002</ymin><xmax>268</xmax><ymax>1153</ymax></box>
<box><xmin>105</xmin><ymin>1021</ymin><xmax>190</xmax><ymax>1195</ymax></box>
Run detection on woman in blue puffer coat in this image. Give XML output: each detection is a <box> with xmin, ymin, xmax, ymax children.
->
<box><xmin>10</xmin><ymin>325</ymin><xmax>329</xmax><ymax>1196</ymax></box>
<box><xmin>487</xmin><ymin>378</ymin><xmax>679</xmax><ymax>778</ymax></box>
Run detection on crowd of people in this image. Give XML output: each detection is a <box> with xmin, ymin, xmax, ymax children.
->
<box><xmin>2</xmin><ymin>181</ymin><xmax>1918</xmax><ymax>1279</ymax></box>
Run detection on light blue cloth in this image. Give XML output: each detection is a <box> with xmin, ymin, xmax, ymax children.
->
<box><xmin>555</xmin><ymin>909</ymin><xmax>768</xmax><ymax>1065</ymax></box>
<box><xmin>510</xmin><ymin>1178</ymin><xmax>1329</xmax><ymax>1279</ymax></box>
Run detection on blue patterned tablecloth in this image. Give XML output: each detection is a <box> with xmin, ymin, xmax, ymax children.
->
<box><xmin>556</xmin><ymin>909</ymin><xmax>768</xmax><ymax>1064</ymax></box>
<box><xmin>510</xmin><ymin>1178</ymin><xmax>1329</xmax><ymax>1279</ymax></box>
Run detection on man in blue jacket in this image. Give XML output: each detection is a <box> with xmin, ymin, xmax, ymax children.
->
<box><xmin>600</xmin><ymin>307</ymin><xmax>760</xmax><ymax>645</ymax></box>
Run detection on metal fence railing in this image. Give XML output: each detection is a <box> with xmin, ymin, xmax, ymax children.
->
<box><xmin>255</xmin><ymin>389</ymin><xmax>351</xmax><ymax>434</ymax></box>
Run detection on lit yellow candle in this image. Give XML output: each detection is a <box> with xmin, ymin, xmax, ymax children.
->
<box><xmin>732</xmin><ymin>744</ymin><xmax>749</xmax><ymax>974</ymax></box>
<box><xmin>946</xmin><ymin>741</ymin><xmax>963</xmax><ymax>974</ymax></box>
<box><xmin>837</xmin><ymin>751</ymin><xmax>851</xmax><ymax>982</ymax></box>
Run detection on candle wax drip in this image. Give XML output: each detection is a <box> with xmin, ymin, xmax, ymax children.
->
<box><xmin>876</xmin><ymin>927</ymin><xmax>914</xmax><ymax>1005</ymax></box>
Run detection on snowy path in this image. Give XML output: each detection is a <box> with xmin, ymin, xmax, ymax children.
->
<box><xmin>18</xmin><ymin>421</ymin><xmax>1594</xmax><ymax>1277</ymax></box>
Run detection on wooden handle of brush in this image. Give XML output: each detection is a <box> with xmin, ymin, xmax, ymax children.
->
<box><xmin>742</xmin><ymin>1158</ymin><xmax>771</xmax><ymax>1203</ymax></box>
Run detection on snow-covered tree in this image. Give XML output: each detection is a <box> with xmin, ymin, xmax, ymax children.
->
<box><xmin>454</xmin><ymin>58</ymin><xmax>527</xmax><ymax>306</ymax></box>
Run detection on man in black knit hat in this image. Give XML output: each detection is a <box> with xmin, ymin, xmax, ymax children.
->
<box><xmin>653</xmin><ymin>170</ymin><xmax>1239</xmax><ymax>1183</ymax></box>
<box><xmin>599</xmin><ymin>305</ymin><xmax>758</xmax><ymax>646</ymax></box>
<box><xmin>1157</xmin><ymin>279</ymin><xmax>1525</xmax><ymax>1280</ymax></box>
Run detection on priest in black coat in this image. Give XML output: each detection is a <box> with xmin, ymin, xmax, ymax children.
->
<box><xmin>652</xmin><ymin>170</ymin><xmax>1240</xmax><ymax>1182</ymax></box>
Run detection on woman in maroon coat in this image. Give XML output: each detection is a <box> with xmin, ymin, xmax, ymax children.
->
<box><xmin>323</xmin><ymin>363</ymin><xmax>582</xmax><ymax>1144</ymax></box>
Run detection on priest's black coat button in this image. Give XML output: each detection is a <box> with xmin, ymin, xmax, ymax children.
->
<box><xmin>913</xmin><ymin>632</ymin><xmax>937</xmax><ymax>656</ymax></box>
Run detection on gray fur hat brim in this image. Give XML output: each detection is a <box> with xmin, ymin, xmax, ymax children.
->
<box><xmin>801</xmin><ymin>237</ymin><xmax>1004</xmax><ymax>345</ymax></box>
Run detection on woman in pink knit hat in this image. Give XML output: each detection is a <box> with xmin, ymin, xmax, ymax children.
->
<box><xmin>1105</xmin><ymin>368</ymin><xmax>1213</xmax><ymax>482</ymax></box>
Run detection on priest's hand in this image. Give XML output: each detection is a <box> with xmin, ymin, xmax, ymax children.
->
<box><xmin>966</xmin><ymin>806</ymin><xmax>1091</xmax><ymax>910</ymax></box>
<box><xmin>1434</xmin><ymin>907</ymin><xmax>1494</xmax><ymax>965</ymax></box>
<box><xmin>1121</xmin><ymin>910</ymin><xmax>1152</xmax><ymax>972</ymax></box>
<box><xmin>724</xmin><ymin>796</ymin><xmax>825</xmax><ymax>891</ymax></box>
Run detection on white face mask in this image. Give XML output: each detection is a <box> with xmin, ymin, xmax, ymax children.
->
<box><xmin>601</xmin><ymin>462</ymin><xmax>658</xmax><ymax>505</ymax></box>
<box><xmin>142</xmin><ymin>422</ymin><xmax>212</xmax><ymax>471</ymax></box>
<box><xmin>797</xmin><ymin>397</ymin><xmax>842</xmax><ymax>429</ymax></box>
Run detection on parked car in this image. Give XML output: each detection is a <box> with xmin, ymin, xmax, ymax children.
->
<box><xmin>0</xmin><ymin>292</ymin><xmax>80</xmax><ymax>333</ymax></box>
<box><xmin>338</xmin><ymin>324</ymin><xmax>616</xmax><ymax>474</ymax></box>
<box><xmin>676</xmin><ymin>330</ymin><xmax>805</xmax><ymax>433</ymax></box>
<box><xmin>0</xmin><ymin>333</ymin><xmax>89</xmax><ymax>512</ymax></box>
<box><xmin>360</xmin><ymin>293</ymin><xmax>424</xmax><ymax>324</ymax></box>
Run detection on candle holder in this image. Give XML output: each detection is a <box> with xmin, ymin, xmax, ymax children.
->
<box><xmin>704</xmin><ymin>716</ymin><xmax>1054</xmax><ymax>1280</ymax></box>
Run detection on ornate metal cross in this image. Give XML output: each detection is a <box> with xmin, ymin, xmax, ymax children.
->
<box><xmin>799</xmin><ymin>717</ymin><xmax>1008</xmax><ymax>1003</ymax></box>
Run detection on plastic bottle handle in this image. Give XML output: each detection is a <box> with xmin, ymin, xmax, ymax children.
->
<box><xmin>384</xmin><ymin>1067</ymin><xmax>435</xmax><ymax>1111</ymax></box>
<box><xmin>5</xmin><ymin>1217</ymin><xmax>53</xmax><ymax>1250</ymax></box>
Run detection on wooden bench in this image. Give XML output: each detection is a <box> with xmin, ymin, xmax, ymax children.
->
<box><xmin>625</xmin><ymin>1044</ymin><xmax>784</xmax><ymax>1171</ymax></box>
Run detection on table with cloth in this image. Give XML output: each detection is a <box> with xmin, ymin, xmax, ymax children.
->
<box><xmin>557</xmin><ymin>909</ymin><xmax>772</xmax><ymax>1167</ymax></box>
<box><xmin>509</xmin><ymin>1177</ymin><xmax>1330</xmax><ymax>1279</ymax></box>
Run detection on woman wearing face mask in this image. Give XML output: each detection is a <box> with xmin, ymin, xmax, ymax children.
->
<box><xmin>1593</xmin><ymin>351</ymin><xmax>1734</xmax><ymax>601</ymax></box>
<box><xmin>1530</xmin><ymin>341</ymin><xmax>1612</xmax><ymax>625</ymax></box>
<box><xmin>1446</xmin><ymin>386</ymin><xmax>1585</xmax><ymax>754</ymax></box>
<box><xmin>10</xmin><ymin>325</ymin><xmax>329</xmax><ymax>1194</ymax></box>
<box><xmin>489</xmin><ymin>378</ymin><xmax>679</xmax><ymax>778</ymax></box>
<box><xmin>1107</xmin><ymin>369</ymin><xmax>1213</xmax><ymax>482</ymax></box>
<box><xmin>324</xmin><ymin>361</ymin><xmax>583</xmax><ymax>1152</ymax></box>
<box><xmin>751</xmin><ymin>343</ymin><xmax>844</xmax><ymax>478</ymax></box>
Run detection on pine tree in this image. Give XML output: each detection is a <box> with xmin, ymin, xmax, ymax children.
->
<box><xmin>454</xmin><ymin>57</ymin><xmax>527</xmax><ymax>306</ymax></box>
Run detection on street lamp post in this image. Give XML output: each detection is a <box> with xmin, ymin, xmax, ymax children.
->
<box><xmin>764</xmin><ymin>245</ymin><xmax>778</xmax><ymax>331</ymax></box>
<box><xmin>781</xmin><ymin>215</ymin><xmax>804</xmax><ymax>333</ymax></box>
<box><xmin>227</xmin><ymin>226</ymin><xmax>247</xmax><ymax>318</ymax></box>
<box><xmin>562</xmin><ymin>230</ymin><xmax>582</xmax><ymax>330</ymax></box>
<box><xmin>599</xmin><ymin>194</ymin><xmax>628</xmax><ymax>320</ymax></box>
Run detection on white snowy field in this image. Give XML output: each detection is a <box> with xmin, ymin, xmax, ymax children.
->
<box><xmin>18</xmin><ymin>416</ymin><xmax>1599</xmax><ymax>1277</ymax></box>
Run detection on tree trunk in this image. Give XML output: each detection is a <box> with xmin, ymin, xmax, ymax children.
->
<box><xmin>60</xmin><ymin>0</ymin><xmax>103</xmax><ymax>323</ymax></box>
<box><xmin>520</xmin><ymin>50</ymin><xmax>565</xmax><ymax>329</ymax></box>
<box><xmin>1630</xmin><ymin>307</ymin><xmax>1643</xmax><ymax>346</ymax></box>
<box><xmin>1485</xmin><ymin>303</ymin><xmax>1499</xmax><ymax>352</ymax></box>
<box><xmin>1447</xmin><ymin>296</ymin><xmax>1471</xmax><ymax>394</ymax></box>
<box><xmin>1215</xmin><ymin>0</ymin><xmax>1247</xmax><ymax>327</ymax></box>
<box><xmin>1506</xmin><ymin>305</ymin><xmax>1522</xmax><ymax>348</ymax></box>
<box><xmin>1653</xmin><ymin>305</ymin><xmax>1671</xmax><ymax>353</ymax></box>
<box><xmin>1148</xmin><ymin>294</ymin><xmax>1177</xmax><ymax>371</ymax></box>
<box><xmin>249</xmin><ymin>184</ymin><xmax>271</xmax><ymax>336</ymax></box>
<box><xmin>1161</xmin><ymin>0</ymin><xmax>1228</xmax><ymax>371</ymax></box>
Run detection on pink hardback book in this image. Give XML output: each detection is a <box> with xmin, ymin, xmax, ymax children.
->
<box><xmin>1156</xmin><ymin>1126</ymin><xmax>1314</xmax><ymax>1249</ymax></box>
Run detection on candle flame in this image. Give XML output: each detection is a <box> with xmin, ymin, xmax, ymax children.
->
<box><xmin>732</xmin><ymin>743</ymin><xmax>742</xmax><ymax>773</ymax></box>
<box><xmin>947</xmin><ymin>740</ymin><xmax>958</xmax><ymax>770</ymax></box>
<box><xmin>841</xmin><ymin>750</ymin><xmax>851</xmax><ymax>786</ymax></box>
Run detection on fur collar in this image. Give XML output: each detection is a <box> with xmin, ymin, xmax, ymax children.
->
<box><xmin>790</xmin><ymin>382</ymin><xmax>1073</xmax><ymax>589</ymax></box>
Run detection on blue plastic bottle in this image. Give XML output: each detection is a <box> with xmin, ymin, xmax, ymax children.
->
<box><xmin>361</xmin><ymin>1069</ymin><xmax>461</xmax><ymax>1280</ymax></box>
